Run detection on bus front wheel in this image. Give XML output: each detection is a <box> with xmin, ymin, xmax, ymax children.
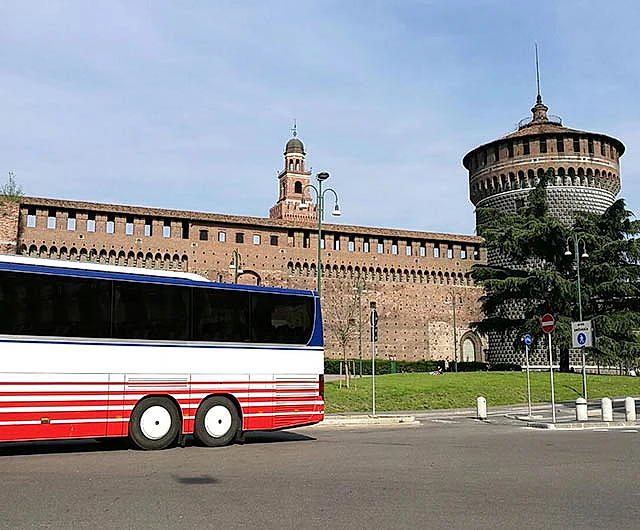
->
<box><xmin>194</xmin><ymin>396</ymin><xmax>241</xmax><ymax>447</ymax></box>
<box><xmin>129</xmin><ymin>397</ymin><xmax>181</xmax><ymax>450</ymax></box>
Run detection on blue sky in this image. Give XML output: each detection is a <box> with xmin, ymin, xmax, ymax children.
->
<box><xmin>1</xmin><ymin>1</ymin><xmax>639</xmax><ymax>236</ymax></box>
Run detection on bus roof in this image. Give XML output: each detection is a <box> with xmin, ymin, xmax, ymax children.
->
<box><xmin>0</xmin><ymin>254</ymin><xmax>317</xmax><ymax>296</ymax></box>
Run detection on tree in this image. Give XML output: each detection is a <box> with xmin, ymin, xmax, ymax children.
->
<box><xmin>472</xmin><ymin>172</ymin><xmax>640</xmax><ymax>371</ymax></box>
<box><xmin>322</xmin><ymin>280</ymin><xmax>360</xmax><ymax>387</ymax></box>
<box><xmin>0</xmin><ymin>171</ymin><xmax>24</xmax><ymax>202</ymax></box>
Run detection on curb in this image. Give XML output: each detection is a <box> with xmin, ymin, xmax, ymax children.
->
<box><xmin>526</xmin><ymin>420</ymin><xmax>637</xmax><ymax>430</ymax></box>
<box><xmin>313</xmin><ymin>415</ymin><xmax>419</xmax><ymax>427</ymax></box>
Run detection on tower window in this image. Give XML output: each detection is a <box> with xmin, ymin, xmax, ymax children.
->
<box><xmin>507</xmin><ymin>142</ymin><xmax>514</xmax><ymax>158</ymax></box>
<box><xmin>106</xmin><ymin>215</ymin><xmax>115</xmax><ymax>234</ymax></box>
<box><xmin>270</xmin><ymin>235</ymin><xmax>278</xmax><ymax>246</ymax></box>
<box><xmin>573</xmin><ymin>137</ymin><xmax>580</xmax><ymax>152</ymax></box>
<box><xmin>27</xmin><ymin>207</ymin><xmax>36</xmax><ymax>228</ymax></box>
<box><xmin>218</xmin><ymin>231</ymin><xmax>226</xmax><ymax>242</ymax></box>
<box><xmin>236</xmin><ymin>232</ymin><xmax>244</xmax><ymax>244</ymax></box>
<box><xmin>523</xmin><ymin>139</ymin><xmax>530</xmax><ymax>155</ymax></box>
<box><xmin>199</xmin><ymin>230</ymin><xmax>209</xmax><ymax>241</ymax></box>
<box><xmin>294</xmin><ymin>181</ymin><xmax>302</xmax><ymax>193</ymax></box>
<box><xmin>556</xmin><ymin>137</ymin><xmax>564</xmax><ymax>153</ymax></box>
<box><xmin>588</xmin><ymin>138</ymin><xmax>594</xmax><ymax>155</ymax></box>
<box><xmin>47</xmin><ymin>210</ymin><xmax>56</xmax><ymax>229</ymax></box>
<box><xmin>539</xmin><ymin>138</ymin><xmax>547</xmax><ymax>153</ymax></box>
<box><xmin>495</xmin><ymin>146</ymin><xmax>500</xmax><ymax>162</ymax></box>
<box><xmin>87</xmin><ymin>213</ymin><xmax>96</xmax><ymax>233</ymax></box>
<box><xmin>67</xmin><ymin>212</ymin><xmax>77</xmax><ymax>231</ymax></box>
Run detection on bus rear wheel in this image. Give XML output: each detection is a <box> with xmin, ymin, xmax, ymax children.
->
<box><xmin>194</xmin><ymin>396</ymin><xmax>241</xmax><ymax>447</ymax></box>
<box><xmin>129</xmin><ymin>397</ymin><xmax>180</xmax><ymax>450</ymax></box>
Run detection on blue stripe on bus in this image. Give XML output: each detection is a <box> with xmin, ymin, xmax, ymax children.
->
<box><xmin>0</xmin><ymin>337</ymin><xmax>323</xmax><ymax>351</ymax></box>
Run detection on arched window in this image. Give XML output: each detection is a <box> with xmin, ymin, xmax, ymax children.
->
<box><xmin>294</xmin><ymin>181</ymin><xmax>302</xmax><ymax>194</ymax></box>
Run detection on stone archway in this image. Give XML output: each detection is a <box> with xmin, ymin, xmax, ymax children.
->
<box><xmin>460</xmin><ymin>331</ymin><xmax>483</xmax><ymax>362</ymax></box>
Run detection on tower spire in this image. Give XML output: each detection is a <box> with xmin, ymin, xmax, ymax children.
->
<box><xmin>292</xmin><ymin>119</ymin><xmax>297</xmax><ymax>137</ymax></box>
<box><xmin>535</xmin><ymin>43</ymin><xmax>542</xmax><ymax>104</ymax></box>
<box><xmin>530</xmin><ymin>43</ymin><xmax>548</xmax><ymax>123</ymax></box>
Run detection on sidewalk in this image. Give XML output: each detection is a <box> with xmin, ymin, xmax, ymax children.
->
<box><xmin>313</xmin><ymin>397</ymin><xmax>640</xmax><ymax>430</ymax></box>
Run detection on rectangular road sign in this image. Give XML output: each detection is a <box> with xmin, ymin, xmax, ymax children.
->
<box><xmin>571</xmin><ymin>320</ymin><xmax>593</xmax><ymax>348</ymax></box>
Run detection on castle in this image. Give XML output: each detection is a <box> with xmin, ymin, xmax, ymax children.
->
<box><xmin>1</xmin><ymin>92</ymin><xmax>624</xmax><ymax>366</ymax></box>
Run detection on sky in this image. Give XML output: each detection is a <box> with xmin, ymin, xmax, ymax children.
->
<box><xmin>2</xmin><ymin>0</ymin><xmax>640</xmax><ymax>237</ymax></box>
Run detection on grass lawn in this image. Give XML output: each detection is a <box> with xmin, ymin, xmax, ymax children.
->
<box><xmin>324</xmin><ymin>371</ymin><xmax>640</xmax><ymax>413</ymax></box>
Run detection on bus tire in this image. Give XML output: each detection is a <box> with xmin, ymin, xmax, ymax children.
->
<box><xmin>194</xmin><ymin>396</ymin><xmax>241</xmax><ymax>447</ymax></box>
<box><xmin>129</xmin><ymin>397</ymin><xmax>181</xmax><ymax>450</ymax></box>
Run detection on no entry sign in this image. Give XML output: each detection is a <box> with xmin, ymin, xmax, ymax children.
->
<box><xmin>540</xmin><ymin>313</ymin><xmax>555</xmax><ymax>334</ymax></box>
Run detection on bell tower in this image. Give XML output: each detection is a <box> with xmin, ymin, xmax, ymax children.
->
<box><xmin>269</xmin><ymin>124</ymin><xmax>317</xmax><ymax>222</ymax></box>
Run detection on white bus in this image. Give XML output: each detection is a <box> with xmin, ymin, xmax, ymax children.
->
<box><xmin>0</xmin><ymin>255</ymin><xmax>324</xmax><ymax>449</ymax></box>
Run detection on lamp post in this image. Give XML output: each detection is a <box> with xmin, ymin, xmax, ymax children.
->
<box><xmin>565</xmin><ymin>234</ymin><xmax>589</xmax><ymax>399</ymax></box>
<box><xmin>299</xmin><ymin>172</ymin><xmax>341</xmax><ymax>296</ymax></box>
<box><xmin>353</xmin><ymin>276</ymin><xmax>367</xmax><ymax>377</ymax></box>
<box><xmin>229</xmin><ymin>249</ymin><xmax>243</xmax><ymax>283</ymax></box>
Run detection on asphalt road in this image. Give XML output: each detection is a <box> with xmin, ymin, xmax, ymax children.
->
<box><xmin>1</xmin><ymin>420</ymin><xmax>639</xmax><ymax>530</ymax></box>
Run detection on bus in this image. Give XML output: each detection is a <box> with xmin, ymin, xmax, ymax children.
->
<box><xmin>0</xmin><ymin>255</ymin><xmax>324</xmax><ymax>450</ymax></box>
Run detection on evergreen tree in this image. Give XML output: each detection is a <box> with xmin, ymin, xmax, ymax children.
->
<box><xmin>472</xmin><ymin>172</ymin><xmax>640</xmax><ymax>371</ymax></box>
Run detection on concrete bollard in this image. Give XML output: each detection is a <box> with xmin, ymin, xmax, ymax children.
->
<box><xmin>575</xmin><ymin>397</ymin><xmax>588</xmax><ymax>421</ymax></box>
<box><xmin>625</xmin><ymin>397</ymin><xmax>636</xmax><ymax>422</ymax></box>
<box><xmin>476</xmin><ymin>396</ymin><xmax>487</xmax><ymax>420</ymax></box>
<box><xmin>601</xmin><ymin>397</ymin><xmax>613</xmax><ymax>422</ymax></box>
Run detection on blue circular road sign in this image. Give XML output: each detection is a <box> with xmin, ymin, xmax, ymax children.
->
<box><xmin>577</xmin><ymin>332</ymin><xmax>587</xmax><ymax>346</ymax></box>
<box><xmin>523</xmin><ymin>334</ymin><xmax>533</xmax><ymax>346</ymax></box>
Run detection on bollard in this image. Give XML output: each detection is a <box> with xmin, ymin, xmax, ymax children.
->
<box><xmin>625</xmin><ymin>396</ymin><xmax>636</xmax><ymax>422</ymax></box>
<box><xmin>601</xmin><ymin>397</ymin><xmax>613</xmax><ymax>422</ymax></box>
<box><xmin>476</xmin><ymin>396</ymin><xmax>487</xmax><ymax>420</ymax></box>
<box><xmin>575</xmin><ymin>397</ymin><xmax>588</xmax><ymax>421</ymax></box>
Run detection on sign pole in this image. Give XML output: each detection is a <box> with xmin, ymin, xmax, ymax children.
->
<box><xmin>525</xmin><ymin>343</ymin><xmax>532</xmax><ymax>418</ymax></box>
<box><xmin>370</xmin><ymin>302</ymin><xmax>378</xmax><ymax>417</ymax></box>
<box><xmin>548</xmin><ymin>332</ymin><xmax>556</xmax><ymax>424</ymax></box>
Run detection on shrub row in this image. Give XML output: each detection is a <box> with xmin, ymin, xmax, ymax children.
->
<box><xmin>324</xmin><ymin>359</ymin><xmax>521</xmax><ymax>375</ymax></box>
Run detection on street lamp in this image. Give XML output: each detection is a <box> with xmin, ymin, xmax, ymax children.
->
<box><xmin>229</xmin><ymin>249</ymin><xmax>243</xmax><ymax>283</ymax></box>
<box><xmin>565</xmin><ymin>234</ymin><xmax>589</xmax><ymax>398</ymax></box>
<box><xmin>299</xmin><ymin>172</ymin><xmax>341</xmax><ymax>296</ymax></box>
<box><xmin>353</xmin><ymin>276</ymin><xmax>367</xmax><ymax>377</ymax></box>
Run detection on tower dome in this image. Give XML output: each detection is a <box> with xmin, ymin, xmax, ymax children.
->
<box><xmin>285</xmin><ymin>136</ymin><xmax>305</xmax><ymax>155</ymax></box>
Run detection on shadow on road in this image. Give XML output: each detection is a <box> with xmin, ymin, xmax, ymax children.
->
<box><xmin>0</xmin><ymin>430</ymin><xmax>316</xmax><ymax>457</ymax></box>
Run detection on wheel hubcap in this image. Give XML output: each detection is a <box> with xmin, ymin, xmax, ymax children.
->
<box><xmin>139</xmin><ymin>405</ymin><xmax>172</xmax><ymax>440</ymax></box>
<box><xmin>204</xmin><ymin>405</ymin><xmax>233</xmax><ymax>438</ymax></box>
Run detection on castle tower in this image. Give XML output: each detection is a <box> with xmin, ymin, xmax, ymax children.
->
<box><xmin>269</xmin><ymin>126</ymin><xmax>317</xmax><ymax>223</ymax></box>
<box><xmin>462</xmin><ymin>95</ymin><xmax>625</xmax><ymax>365</ymax></box>
<box><xmin>463</xmin><ymin>95</ymin><xmax>624</xmax><ymax>227</ymax></box>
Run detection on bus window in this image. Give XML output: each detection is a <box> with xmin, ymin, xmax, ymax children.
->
<box><xmin>0</xmin><ymin>272</ymin><xmax>111</xmax><ymax>338</ymax></box>
<box><xmin>193</xmin><ymin>288</ymin><xmax>251</xmax><ymax>343</ymax></box>
<box><xmin>251</xmin><ymin>292</ymin><xmax>314</xmax><ymax>344</ymax></box>
<box><xmin>113</xmin><ymin>281</ymin><xmax>190</xmax><ymax>341</ymax></box>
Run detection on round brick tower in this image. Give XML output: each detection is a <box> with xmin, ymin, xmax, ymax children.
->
<box><xmin>462</xmin><ymin>94</ymin><xmax>625</xmax><ymax>365</ymax></box>
<box><xmin>464</xmin><ymin>95</ymin><xmax>624</xmax><ymax>225</ymax></box>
